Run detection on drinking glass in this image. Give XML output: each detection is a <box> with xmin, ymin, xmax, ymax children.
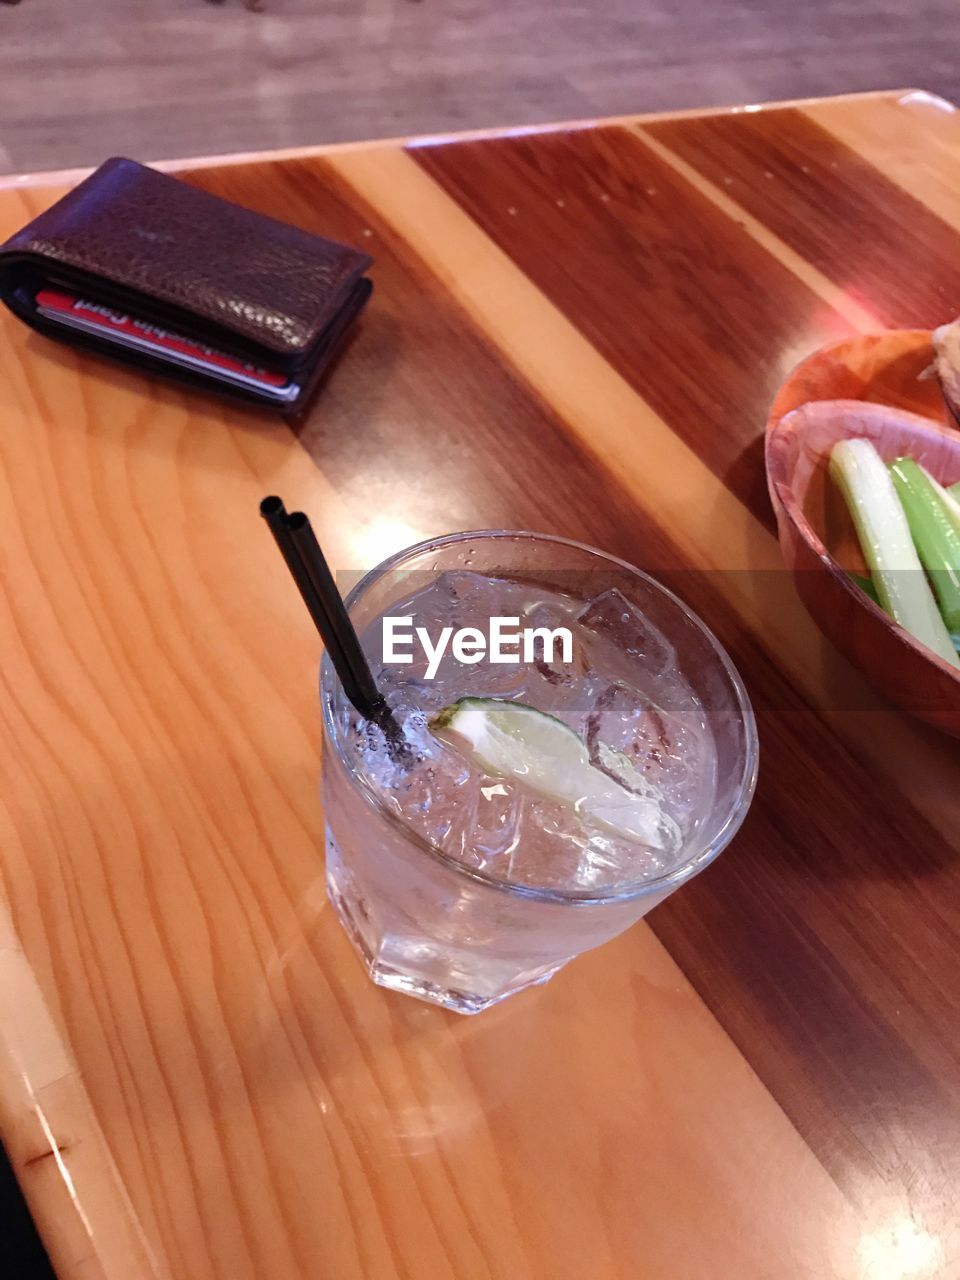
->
<box><xmin>321</xmin><ymin>531</ymin><xmax>758</xmax><ymax>1014</ymax></box>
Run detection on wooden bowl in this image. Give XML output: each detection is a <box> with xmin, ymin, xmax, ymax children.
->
<box><xmin>768</xmin><ymin>329</ymin><xmax>950</xmax><ymax>429</ymax></box>
<box><xmin>766</xmin><ymin>399</ymin><xmax>960</xmax><ymax>736</ymax></box>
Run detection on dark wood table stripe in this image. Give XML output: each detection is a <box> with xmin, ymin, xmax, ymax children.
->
<box><xmin>653</xmin><ymin>698</ymin><xmax>960</xmax><ymax>1198</ymax></box>
<box><xmin>413</xmin><ymin>126</ymin><xmax>856</xmax><ymax>531</ymax></box>
<box><xmin>645</xmin><ymin>108</ymin><xmax>960</xmax><ymax>330</ymax></box>
<box><xmin>185</xmin><ymin>158</ymin><xmax>678</xmax><ymax>561</ymax></box>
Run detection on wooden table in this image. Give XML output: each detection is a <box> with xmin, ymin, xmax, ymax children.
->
<box><xmin>1</xmin><ymin>89</ymin><xmax>959</xmax><ymax>1280</ymax></box>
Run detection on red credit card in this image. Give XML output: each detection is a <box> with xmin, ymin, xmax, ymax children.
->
<box><xmin>35</xmin><ymin>288</ymin><xmax>298</xmax><ymax>400</ymax></box>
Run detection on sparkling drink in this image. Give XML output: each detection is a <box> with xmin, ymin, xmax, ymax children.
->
<box><xmin>322</xmin><ymin>532</ymin><xmax>757</xmax><ymax>1014</ymax></box>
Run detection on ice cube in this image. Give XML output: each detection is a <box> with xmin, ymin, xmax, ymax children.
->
<box><xmin>505</xmin><ymin>600</ymin><xmax>606</xmax><ymax>729</ymax></box>
<box><xmin>584</xmin><ymin>681</ymin><xmax>658</xmax><ymax>762</ymax></box>
<box><xmin>571</xmin><ymin>828</ymin><xmax>672</xmax><ymax>888</ymax></box>
<box><xmin>367</xmin><ymin>570</ymin><xmax>530</xmax><ymax>698</ymax></box>
<box><xmin>521</xmin><ymin>601</ymin><xmax>591</xmax><ymax>685</ymax></box>
<box><xmin>582</xmin><ymin>680</ymin><xmax>709</xmax><ymax>833</ymax></box>
<box><xmin>505</xmin><ymin>795</ymin><xmax>593</xmax><ymax>888</ymax></box>
<box><xmin>576</xmin><ymin>588</ymin><xmax>675</xmax><ymax>677</ymax></box>
<box><xmin>440</xmin><ymin>571</ymin><xmax>513</xmax><ymax>631</ymax></box>
<box><xmin>462</xmin><ymin>780</ymin><xmax>525</xmax><ymax>867</ymax></box>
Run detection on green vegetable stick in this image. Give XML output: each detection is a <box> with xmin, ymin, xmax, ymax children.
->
<box><xmin>889</xmin><ymin>456</ymin><xmax>960</xmax><ymax>635</ymax></box>
<box><xmin>848</xmin><ymin>572</ymin><xmax>880</xmax><ymax>605</ymax></box>
<box><xmin>949</xmin><ymin>481</ymin><xmax>960</xmax><ymax>503</ymax></box>
<box><xmin>921</xmin><ymin>467</ymin><xmax>960</xmax><ymax>539</ymax></box>
<box><xmin>829</xmin><ymin>439</ymin><xmax>959</xmax><ymax>667</ymax></box>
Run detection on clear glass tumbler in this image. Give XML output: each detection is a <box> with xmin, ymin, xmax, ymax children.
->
<box><xmin>321</xmin><ymin>531</ymin><xmax>758</xmax><ymax>1014</ymax></box>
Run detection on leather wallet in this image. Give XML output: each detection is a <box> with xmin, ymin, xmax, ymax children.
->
<box><xmin>0</xmin><ymin>157</ymin><xmax>373</xmax><ymax>412</ymax></box>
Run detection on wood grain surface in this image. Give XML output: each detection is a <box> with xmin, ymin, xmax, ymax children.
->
<box><xmin>1</xmin><ymin>91</ymin><xmax>959</xmax><ymax>1280</ymax></box>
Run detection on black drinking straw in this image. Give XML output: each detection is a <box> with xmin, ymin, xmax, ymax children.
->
<box><xmin>259</xmin><ymin>496</ymin><xmax>391</xmax><ymax>726</ymax></box>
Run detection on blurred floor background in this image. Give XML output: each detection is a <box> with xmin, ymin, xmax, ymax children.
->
<box><xmin>0</xmin><ymin>0</ymin><xmax>958</xmax><ymax>172</ymax></box>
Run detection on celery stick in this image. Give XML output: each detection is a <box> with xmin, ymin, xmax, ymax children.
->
<box><xmin>890</xmin><ymin>457</ymin><xmax>960</xmax><ymax>634</ymax></box>
<box><xmin>829</xmin><ymin>439</ymin><xmax>959</xmax><ymax>667</ymax></box>
<box><xmin>848</xmin><ymin>572</ymin><xmax>880</xmax><ymax>605</ymax></box>
<box><xmin>950</xmin><ymin>481</ymin><xmax>960</xmax><ymax>502</ymax></box>
<box><xmin>922</xmin><ymin>468</ymin><xmax>960</xmax><ymax>539</ymax></box>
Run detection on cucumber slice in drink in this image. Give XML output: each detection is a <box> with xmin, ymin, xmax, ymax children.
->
<box><xmin>430</xmin><ymin>697</ymin><xmax>680</xmax><ymax>851</ymax></box>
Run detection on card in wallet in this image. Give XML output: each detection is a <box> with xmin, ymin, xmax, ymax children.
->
<box><xmin>0</xmin><ymin>157</ymin><xmax>373</xmax><ymax>412</ymax></box>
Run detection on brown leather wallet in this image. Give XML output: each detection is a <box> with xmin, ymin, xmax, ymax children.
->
<box><xmin>0</xmin><ymin>157</ymin><xmax>373</xmax><ymax>412</ymax></box>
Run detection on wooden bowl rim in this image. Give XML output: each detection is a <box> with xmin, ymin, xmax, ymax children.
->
<box><xmin>767</xmin><ymin>397</ymin><xmax>960</xmax><ymax>687</ymax></box>
<box><xmin>765</xmin><ymin>328</ymin><xmax>937</xmax><ymax>433</ymax></box>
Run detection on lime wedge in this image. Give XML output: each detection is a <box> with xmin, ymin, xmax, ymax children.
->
<box><xmin>430</xmin><ymin>698</ymin><xmax>680</xmax><ymax>851</ymax></box>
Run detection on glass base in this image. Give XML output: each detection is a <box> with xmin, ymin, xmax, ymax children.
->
<box><xmin>325</xmin><ymin>870</ymin><xmax>560</xmax><ymax>1015</ymax></box>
